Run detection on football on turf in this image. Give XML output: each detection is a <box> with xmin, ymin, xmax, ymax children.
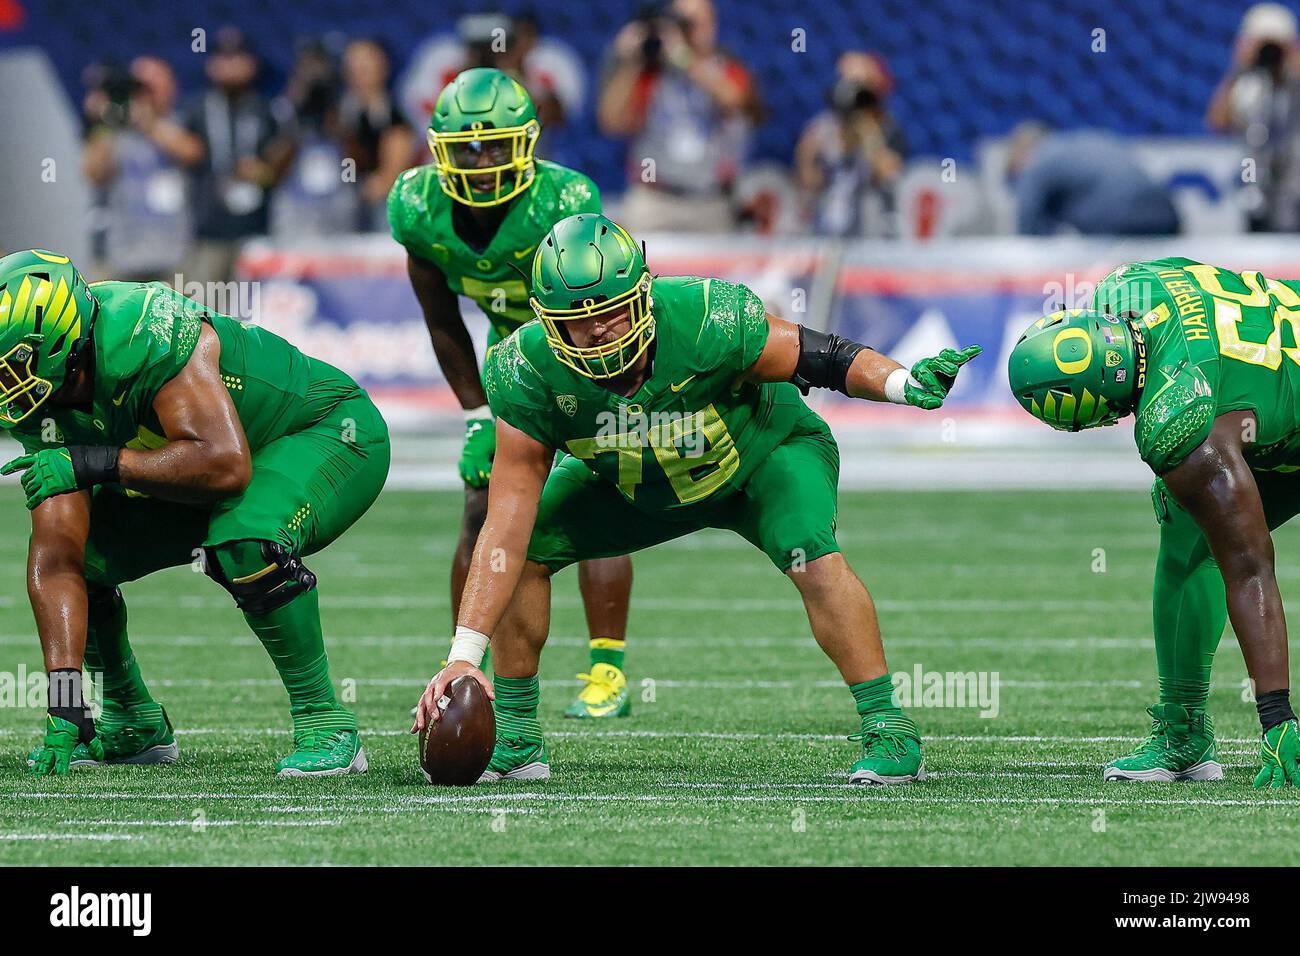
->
<box><xmin>418</xmin><ymin>675</ymin><xmax>496</xmax><ymax>786</ymax></box>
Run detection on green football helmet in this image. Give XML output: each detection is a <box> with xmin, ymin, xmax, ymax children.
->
<box><xmin>1007</xmin><ymin>309</ymin><xmax>1146</xmax><ymax>431</ymax></box>
<box><xmin>530</xmin><ymin>214</ymin><xmax>654</xmax><ymax>380</ymax></box>
<box><xmin>0</xmin><ymin>249</ymin><xmax>96</xmax><ymax>428</ymax></box>
<box><xmin>427</xmin><ymin>67</ymin><xmax>540</xmax><ymax>207</ymax></box>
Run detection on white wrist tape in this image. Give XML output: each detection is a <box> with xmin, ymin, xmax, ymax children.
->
<box><xmin>884</xmin><ymin>367</ymin><xmax>918</xmax><ymax>405</ymax></box>
<box><xmin>448</xmin><ymin>625</ymin><xmax>490</xmax><ymax>667</ymax></box>
<box><xmin>464</xmin><ymin>404</ymin><xmax>492</xmax><ymax>423</ymax></box>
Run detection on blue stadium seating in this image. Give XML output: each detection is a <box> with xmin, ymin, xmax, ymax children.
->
<box><xmin>0</xmin><ymin>0</ymin><xmax>1279</xmax><ymax>195</ymax></box>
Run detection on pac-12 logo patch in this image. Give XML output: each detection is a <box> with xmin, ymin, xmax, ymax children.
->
<box><xmin>557</xmin><ymin>394</ymin><xmax>577</xmax><ymax>417</ymax></box>
<box><xmin>1104</xmin><ymin>349</ymin><xmax>1122</xmax><ymax>367</ymax></box>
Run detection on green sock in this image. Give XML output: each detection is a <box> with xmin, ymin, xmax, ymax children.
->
<box><xmin>85</xmin><ymin>587</ymin><xmax>154</xmax><ymax>709</ymax></box>
<box><xmin>494</xmin><ymin>674</ymin><xmax>542</xmax><ymax>741</ymax></box>
<box><xmin>1152</xmin><ymin>497</ymin><xmax>1226</xmax><ymax>715</ymax></box>
<box><xmin>589</xmin><ymin>638</ymin><xmax>626</xmax><ymax>670</ymax></box>
<box><xmin>244</xmin><ymin>588</ymin><xmax>356</xmax><ymax>733</ymax></box>
<box><xmin>850</xmin><ymin>674</ymin><xmax>900</xmax><ymax>717</ymax></box>
<box><xmin>212</xmin><ymin>539</ymin><xmax>354</xmax><ymax>734</ymax></box>
<box><xmin>1159</xmin><ymin>678</ymin><xmax>1210</xmax><ymax>713</ymax></box>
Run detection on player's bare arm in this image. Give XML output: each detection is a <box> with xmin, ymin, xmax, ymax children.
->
<box><xmin>1161</xmin><ymin>411</ymin><xmax>1289</xmax><ymax>695</ymax></box>
<box><xmin>411</xmin><ymin>418</ymin><xmax>552</xmax><ymax>732</ymax></box>
<box><xmin>115</xmin><ymin>323</ymin><xmax>252</xmax><ymax>503</ymax></box>
<box><xmin>406</xmin><ymin>253</ymin><xmax>488</xmax><ymax>410</ymax></box>
<box><xmin>2</xmin><ymin>324</ymin><xmax>251</xmax><ymax>510</ymax></box>
<box><xmin>27</xmin><ymin>489</ymin><xmax>92</xmax><ymax>671</ymax></box>
<box><xmin>744</xmin><ymin>312</ymin><xmax>981</xmax><ymax>406</ymax></box>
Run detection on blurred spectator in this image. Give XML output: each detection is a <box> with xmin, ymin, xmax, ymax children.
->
<box><xmin>794</xmin><ymin>52</ymin><xmax>905</xmax><ymax>237</ymax></box>
<box><xmin>338</xmin><ymin>38</ymin><xmax>413</xmax><ymax>229</ymax></box>
<box><xmin>460</xmin><ymin>11</ymin><xmax>567</xmax><ymax>131</ymax></box>
<box><xmin>81</xmin><ymin>57</ymin><xmax>191</xmax><ymax>280</ymax></box>
<box><xmin>175</xmin><ymin>27</ymin><xmax>290</xmax><ymax>287</ymax></box>
<box><xmin>269</xmin><ymin>37</ymin><xmax>360</xmax><ymax>238</ymax></box>
<box><xmin>396</xmin><ymin>12</ymin><xmax>584</xmax><ymax>163</ymax></box>
<box><xmin>1008</xmin><ymin>124</ymin><xmax>1180</xmax><ymax>236</ymax></box>
<box><xmin>598</xmin><ymin>0</ymin><xmax>761</xmax><ymax>233</ymax></box>
<box><xmin>1206</xmin><ymin>3</ymin><xmax>1300</xmax><ymax>230</ymax></box>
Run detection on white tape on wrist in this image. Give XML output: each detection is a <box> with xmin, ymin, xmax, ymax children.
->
<box><xmin>448</xmin><ymin>626</ymin><xmax>490</xmax><ymax>667</ymax></box>
<box><xmin>884</xmin><ymin>367</ymin><xmax>917</xmax><ymax>405</ymax></box>
<box><xmin>463</xmin><ymin>404</ymin><xmax>491</xmax><ymax>423</ymax></box>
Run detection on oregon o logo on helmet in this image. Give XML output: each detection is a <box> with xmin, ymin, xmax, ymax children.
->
<box><xmin>1052</xmin><ymin>326</ymin><xmax>1092</xmax><ymax>374</ymax></box>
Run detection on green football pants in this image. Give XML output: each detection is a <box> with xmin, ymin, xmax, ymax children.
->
<box><xmin>527</xmin><ymin>419</ymin><xmax>841</xmax><ymax>574</ymax></box>
<box><xmin>78</xmin><ymin>394</ymin><xmax>390</xmax><ymax>721</ymax></box>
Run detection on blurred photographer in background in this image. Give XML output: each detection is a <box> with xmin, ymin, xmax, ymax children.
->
<box><xmin>459</xmin><ymin>12</ymin><xmax>568</xmax><ymax>135</ymax></box>
<box><xmin>81</xmin><ymin>57</ymin><xmax>191</xmax><ymax>281</ymax></box>
<box><xmin>177</xmin><ymin>27</ymin><xmax>291</xmax><ymax>288</ymax></box>
<box><xmin>794</xmin><ymin>51</ymin><xmax>906</xmax><ymax>237</ymax></box>
<box><xmin>1206</xmin><ymin>2</ymin><xmax>1300</xmax><ymax>231</ymax></box>
<box><xmin>338</xmin><ymin>38</ymin><xmax>414</xmax><ymax>230</ymax></box>
<box><xmin>598</xmin><ymin>0</ymin><xmax>760</xmax><ymax>233</ymax></box>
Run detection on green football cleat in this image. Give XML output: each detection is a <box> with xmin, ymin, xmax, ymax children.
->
<box><xmin>478</xmin><ymin>713</ymin><xmax>550</xmax><ymax>782</ymax></box>
<box><xmin>276</xmin><ymin>729</ymin><xmax>368</xmax><ymax>778</ymax></box>
<box><xmin>100</xmin><ymin>703</ymin><xmax>179</xmax><ymax>765</ymax></box>
<box><xmin>1104</xmin><ymin>703</ymin><xmax>1223</xmax><ymax>782</ymax></box>
<box><xmin>848</xmin><ymin>713</ymin><xmax>926</xmax><ymax>785</ymax></box>
<box><xmin>564</xmin><ymin>663</ymin><xmax>631</xmax><ymax>719</ymax></box>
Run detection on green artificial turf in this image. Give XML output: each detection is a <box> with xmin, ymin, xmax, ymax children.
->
<box><xmin>1</xmin><ymin>488</ymin><xmax>1296</xmax><ymax>865</ymax></box>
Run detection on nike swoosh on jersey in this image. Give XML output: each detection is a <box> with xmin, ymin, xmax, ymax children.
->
<box><xmin>670</xmin><ymin>375</ymin><xmax>697</xmax><ymax>392</ymax></box>
<box><xmin>513</xmin><ymin>245</ymin><xmax>537</xmax><ymax>260</ymax></box>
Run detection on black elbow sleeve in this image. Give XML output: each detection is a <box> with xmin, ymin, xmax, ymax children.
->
<box><xmin>791</xmin><ymin>325</ymin><xmax>869</xmax><ymax>395</ymax></box>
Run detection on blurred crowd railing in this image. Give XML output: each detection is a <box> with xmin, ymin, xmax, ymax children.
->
<box><xmin>236</xmin><ymin>230</ymin><xmax>1300</xmax><ymax>438</ymax></box>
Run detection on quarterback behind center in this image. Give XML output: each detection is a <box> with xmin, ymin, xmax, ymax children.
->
<box><xmin>0</xmin><ymin>250</ymin><xmax>390</xmax><ymax>777</ymax></box>
<box><xmin>1010</xmin><ymin>257</ymin><xmax>1300</xmax><ymax>787</ymax></box>
<box><xmin>413</xmin><ymin>212</ymin><xmax>980</xmax><ymax>784</ymax></box>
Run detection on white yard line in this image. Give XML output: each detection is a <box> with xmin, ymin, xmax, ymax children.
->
<box><xmin>0</xmin><ymin>594</ymin><xmax>1162</xmax><ymax>612</ymax></box>
<box><xmin>6</xmin><ymin>791</ymin><xmax>1296</xmax><ymax>809</ymax></box>
<box><xmin>0</xmin><ymin>832</ymin><xmax>142</xmax><ymax>841</ymax></box>
<box><xmin>0</xmin><ymin>633</ymin><xmax>1162</xmax><ymax>649</ymax></box>
<box><xmin>0</xmin><ymin>676</ymin><xmax>1151</xmax><ymax>690</ymax></box>
<box><xmin>0</xmin><ymin>728</ymin><xmax>1266</xmax><ymax>745</ymax></box>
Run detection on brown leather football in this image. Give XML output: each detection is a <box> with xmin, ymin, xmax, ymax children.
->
<box><xmin>419</xmin><ymin>675</ymin><xmax>496</xmax><ymax>786</ymax></box>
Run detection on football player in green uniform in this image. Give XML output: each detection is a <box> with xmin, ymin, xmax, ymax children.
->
<box><xmin>411</xmin><ymin>213</ymin><xmax>981</xmax><ymax>784</ymax></box>
<box><xmin>1009</xmin><ymin>258</ymin><xmax>1300</xmax><ymax>787</ymax></box>
<box><xmin>0</xmin><ymin>250</ymin><xmax>390</xmax><ymax>776</ymax></box>
<box><xmin>389</xmin><ymin>67</ymin><xmax>634</xmax><ymax>719</ymax></box>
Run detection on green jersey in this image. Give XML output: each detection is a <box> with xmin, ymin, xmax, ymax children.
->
<box><xmin>387</xmin><ymin>159</ymin><xmax>601</xmax><ymax>338</ymax></box>
<box><xmin>11</xmin><ymin>281</ymin><xmax>363</xmax><ymax>459</ymax></box>
<box><xmin>484</xmin><ymin>276</ymin><xmax>816</xmax><ymax>516</ymax></box>
<box><xmin>1094</xmin><ymin>257</ymin><xmax>1300</xmax><ymax>474</ymax></box>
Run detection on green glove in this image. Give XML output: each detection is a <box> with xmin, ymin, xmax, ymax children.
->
<box><xmin>459</xmin><ymin>413</ymin><xmax>496</xmax><ymax>488</ymax></box>
<box><xmin>904</xmin><ymin>345</ymin><xmax>983</xmax><ymax>410</ymax></box>
<box><xmin>1</xmin><ymin>447</ymin><xmax>76</xmax><ymax>510</ymax></box>
<box><xmin>28</xmin><ymin>715</ymin><xmax>103</xmax><ymax>776</ymax></box>
<box><xmin>1253</xmin><ymin>718</ymin><xmax>1300</xmax><ymax>789</ymax></box>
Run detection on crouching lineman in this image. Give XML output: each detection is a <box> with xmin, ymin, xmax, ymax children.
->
<box><xmin>0</xmin><ymin>250</ymin><xmax>390</xmax><ymax>776</ymax></box>
<box><xmin>412</xmin><ymin>213</ymin><xmax>981</xmax><ymax>784</ymax></box>
<box><xmin>1009</xmin><ymin>257</ymin><xmax>1300</xmax><ymax>787</ymax></box>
